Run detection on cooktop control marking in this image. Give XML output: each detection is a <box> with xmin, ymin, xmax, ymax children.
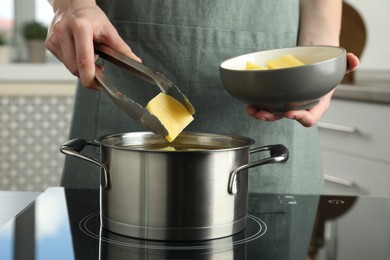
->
<box><xmin>278</xmin><ymin>195</ymin><xmax>297</xmax><ymax>205</ymax></box>
<box><xmin>328</xmin><ymin>199</ymin><xmax>345</xmax><ymax>205</ymax></box>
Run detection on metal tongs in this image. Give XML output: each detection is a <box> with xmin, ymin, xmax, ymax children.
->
<box><xmin>94</xmin><ymin>43</ymin><xmax>195</xmax><ymax>137</ymax></box>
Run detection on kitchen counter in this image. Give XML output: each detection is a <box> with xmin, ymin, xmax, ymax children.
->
<box><xmin>334</xmin><ymin>84</ymin><xmax>390</xmax><ymax>104</ymax></box>
<box><xmin>0</xmin><ymin>63</ymin><xmax>76</xmax><ymax>82</ymax></box>
<box><xmin>0</xmin><ymin>191</ymin><xmax>40</xmax><ymax>227</ymax></box>
<box><xmin>0</xmin><ymin>63</ymin><xmax>77</xmax><ymax>96</ymax></box>
<box><xmin>333</xmin><ymin>70</ymin><xmax>390</xmax><ymax>104</ymax></box>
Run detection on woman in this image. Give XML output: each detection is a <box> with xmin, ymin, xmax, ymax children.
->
<box><xmin>46</xmin><ymin>0</ymin><xmax>359</xmax><ymax>193</ymax></box>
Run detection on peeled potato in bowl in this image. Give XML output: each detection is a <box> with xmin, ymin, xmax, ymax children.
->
<box><xmin>219</xmin><ymin>46</ymin><xmax>347</xmax><ymax>113</ymax></box>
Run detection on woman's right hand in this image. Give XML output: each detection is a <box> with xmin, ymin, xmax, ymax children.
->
<box><xmin>46</xmin><ymin>0</ymin><xmax>141</xmax><ymax>90</ymax></box>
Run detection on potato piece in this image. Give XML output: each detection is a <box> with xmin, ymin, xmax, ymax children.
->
<box><xmin>266</xmin><ymin>54</ymin><xmax>304</xmax><ymax>69</ymax></box>
<box><xmin>158</xmin><ymin>146</ymin><xmax>176</xmax><ymax>151</ymax></box>
<box><xmin>245</xmin><ymin>61</ymin><xmax>268</xmax><ymax>70</ymax></box>
<box><xmin>146</xmin><ymin>93</ymin><xmax>194</xmax><ymax>142</ymax></box>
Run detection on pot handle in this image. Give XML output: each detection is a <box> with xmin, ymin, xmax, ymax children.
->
<box><xmin>59</xmin><ymin>139</ymin><xmax>110</xmax><ymax>190</ymax></box>
<box><xmin>228</xmin><ymin>144</ymin><xmax>289</xmax><ymax>195</ymax></box>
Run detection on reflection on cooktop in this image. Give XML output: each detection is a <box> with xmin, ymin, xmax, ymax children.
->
<box><xmin>80</xmin><ymin>212</ymin><xmax>267</xmax><ymax>251</ymax></box>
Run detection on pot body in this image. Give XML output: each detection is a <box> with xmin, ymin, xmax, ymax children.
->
<box><xmin>99</xmin><ymin>132</ymin><xmax>251</xmax><ymax>241</ymax></box>
<box><xmin>60</xmin><ymin>131</ymin><xmax>288</xmax><ymax>241</ymax></box>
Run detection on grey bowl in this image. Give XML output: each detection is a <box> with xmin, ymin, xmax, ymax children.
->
<box><xmin>219</xmin><ymin>46</ymin><xmax>347</xmax><ymax>112</ymax></box>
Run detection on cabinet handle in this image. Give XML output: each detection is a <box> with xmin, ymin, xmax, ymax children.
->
<box><xmin>317</xmin><ymin>122</ymin><xmax>358</xmax><ymax>134</ymax></box>
<box><xmin>324</xmin><ymin>174</ymin><xmax>356</xmax><ymax>187</ymax></box>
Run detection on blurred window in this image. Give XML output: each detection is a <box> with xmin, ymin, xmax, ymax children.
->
<box><xmin>36</xmin><ymin>0</ymin><xmax>53</xmax><ymax>26</ymax></box>
<box><xmin>0</xmin><ymin>0</ymin><xmax>52</xmax><ymax>37</ymax></box>
<box><xmin>0</xmin><ymin>0</ymin><xmax>14</xmax><ymax>43</ymax></box>
<box><xmin>0</xmin><ymin>0</ymin><xmax>53</xmax><ymax>39</ymax></box>
<box><xmin>0</xmin><ymin>0</ymin><xmax>53</xmax><ymax>62</ymax></box>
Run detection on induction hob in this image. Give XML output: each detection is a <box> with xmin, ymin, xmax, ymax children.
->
<box><xmin>1</xmin><ymin>187</ymin><xmax>389</xmax><ymax>260</ymax></box>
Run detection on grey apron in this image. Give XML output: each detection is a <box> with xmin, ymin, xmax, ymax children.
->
<box><xmin>62</xmin><ymin>0</ymin><xmax>324</xmax><ymax>194</ymax></box>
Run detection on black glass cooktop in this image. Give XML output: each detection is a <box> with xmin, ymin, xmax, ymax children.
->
<box><xmin>1</xmin><ymin>188</ymin><xmax>390</xmax><ymax>260</ymax></box>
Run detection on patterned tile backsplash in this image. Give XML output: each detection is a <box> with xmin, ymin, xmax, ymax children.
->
<box><xmin>0</xmin><ymin>96</ymin><xmax>74</xmax><ymax>191</ymax></box>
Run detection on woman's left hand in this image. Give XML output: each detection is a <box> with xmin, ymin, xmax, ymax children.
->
<box><xmin>246</xmin><ymin>52</ymin><xmax>360</xmax><ymax>127</ymax></box>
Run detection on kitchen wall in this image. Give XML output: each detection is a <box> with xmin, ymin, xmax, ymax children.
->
<box><xmin>346</xmin><ymin>0</ymin><xmax>390</xmax><ymax>71</ymax></box>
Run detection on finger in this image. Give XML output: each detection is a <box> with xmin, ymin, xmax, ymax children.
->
<box><xmin>47</xmin><ymin>32</ymin><xmax>89</xmax><ymax>86</ymax></box>
<box><xmin>246</xmin><ymin>106</ymin><xmax>285</xmax><ymax>121</ymax></box>
<box><xmin>246</xmin><ymin>106</ymin><xmax>258</xmax><ymax>117</ymax></box>
<box><xmin>114</xmin><ymin>41</ymin><xmax>142</xmax><ymax>63</ymax></box>
<box><xmin>255</xmin><ymin>110</ymin><xmax>284</xmax><ymax>121</ymax></box>
<box><xmin>45</xmin><ymin>32</ymin><xmax>64</xmax><ymax>63</ymax></box>
<box><xmin>59</xmin><ymin>33</ymin><xmax>79</xmax><ymax>77</ymax></box>
<box><xmin>284</xmin><ymin>110</ymin><xmax>313</xmax><ymax>127</ymax></box>
<box><xmin>46</xmin><ymin>18</ymin><xmax>79</xmax><ymax>77</ymax></box>
<box><xmin>346</xmin><ymin>53</ymin><xmax>359</xmax><ymax>73</ymax></box>
<box><xmin>99</xmin><ymin>26</ymin><xmax>142</xmax><ymax>63</ymax></box>
<box><xmin>285</xmin><ymin>105</ymin><xmax>325</xmax><ymax>127</ymax></box>
<box><xmin>73</xmin><ymin>23</ymin><xmax>99</xmax><ymax>90</ymax></box>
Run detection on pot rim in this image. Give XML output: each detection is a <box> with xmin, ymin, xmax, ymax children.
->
<box><xmin>94</xmin><ymin>131</ymin><xmax>255</xmax><ymax>152</ymax></box>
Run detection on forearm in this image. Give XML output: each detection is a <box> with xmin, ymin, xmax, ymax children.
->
<box><xmin>298</xmin><ymin>0</ymin><xmax>342</xmax><ymax>46</ymax></box>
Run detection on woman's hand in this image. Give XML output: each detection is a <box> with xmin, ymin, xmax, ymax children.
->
<box><xmin>45</xmin><ymin>0</ymin><xmax>141</xmax><ymax>90</ymax></box>
<box><xmin>246</xmin><ymin>52</ymin><xmax>360</xmax><ymax>127</ymax></box>
<box><xmin>248</xmin><ymin>0</ymin><xmax>359</xmax><ymax>127</ymax></box>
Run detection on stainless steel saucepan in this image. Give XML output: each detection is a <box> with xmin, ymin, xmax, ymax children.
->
<box><xmin>60</xmin><ymin>131</ymin><xmax>288</xmax><ymax>241</ymax></box>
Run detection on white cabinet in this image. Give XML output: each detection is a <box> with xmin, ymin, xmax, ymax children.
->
<box><xmin>318</xmin><ymin>99</ymin><xmax>390</xmax><ymax>196</ymax></box>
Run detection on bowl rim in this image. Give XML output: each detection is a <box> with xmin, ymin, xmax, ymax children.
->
<box><xmin>220</xmin><ymin>45</ymin><xmax>347</xmax><ymax>72</ymax></box>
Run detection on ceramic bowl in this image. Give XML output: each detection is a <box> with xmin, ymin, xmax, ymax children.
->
<box><xmin>219</xmin><ymin>46</ymin><xmax>347</xmax><ymax>112</ymax></box>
